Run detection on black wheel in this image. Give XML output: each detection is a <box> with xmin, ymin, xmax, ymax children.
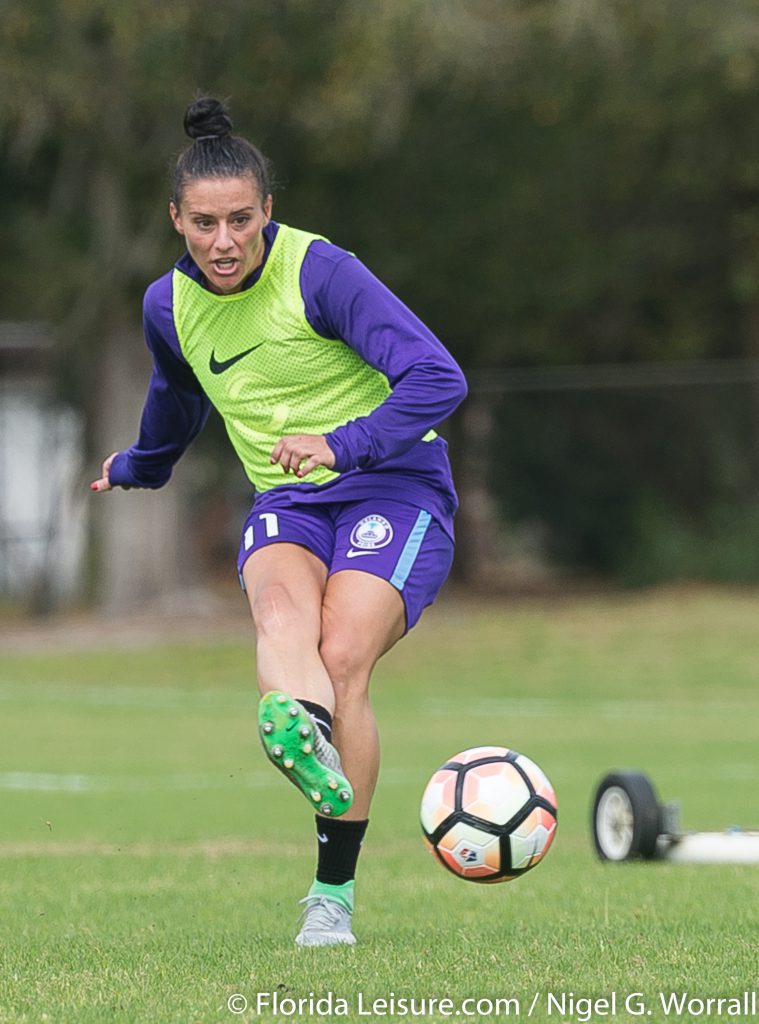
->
<box><xmin>592</xmin><ymin>771</ymin><xmax>662</xmax><ymax>861</ymax></box>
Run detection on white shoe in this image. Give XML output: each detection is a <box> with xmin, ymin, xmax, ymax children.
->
<box><xmin>295</xmin><ymin>895</ymin><xmax>357</xmax><ymax>947</ymax></box>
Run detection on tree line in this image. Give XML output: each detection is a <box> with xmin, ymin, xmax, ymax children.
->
<box><xmin>4</xmin><ymin>0</ymin><xmax>759</xmax><ymax>588</ymax></box>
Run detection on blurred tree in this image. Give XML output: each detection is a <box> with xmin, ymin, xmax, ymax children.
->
<box><xmin>5</xmin><ymin>0</ymin><xmax>759</xmax><ymax>594</ymax></box>
<box><xmin>0</xmin><ymin>0</ymin><xmax>371</xmax><ymax>608</ymax></box>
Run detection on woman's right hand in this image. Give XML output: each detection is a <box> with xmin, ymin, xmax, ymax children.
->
<box><xmin>90</xmin><ymin>452</ymin><xmax>119</xmax><ymax>493</ymax></box>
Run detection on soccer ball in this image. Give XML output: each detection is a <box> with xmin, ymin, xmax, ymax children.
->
<box><xmin>420</xmin><ymin>746</ymin><xmax>558</xmax><ymax>883</ymax></box>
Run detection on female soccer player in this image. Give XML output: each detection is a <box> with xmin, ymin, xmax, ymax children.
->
<box><xmin>92</xmin><ymin>96</ymin><xmax>467</xmax><ymax>946</ymax></box>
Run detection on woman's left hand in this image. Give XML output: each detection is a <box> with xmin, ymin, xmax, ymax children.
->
<box><xmin>270</xmin><ymin>434</ymin><xmax>336</xmax><ymax>478</ymax></box>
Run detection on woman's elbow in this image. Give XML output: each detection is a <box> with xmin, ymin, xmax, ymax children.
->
<box><xmin>452</xmin><ymin>364</ymin><xmax>469</xmax><ymax>407</ymax></box>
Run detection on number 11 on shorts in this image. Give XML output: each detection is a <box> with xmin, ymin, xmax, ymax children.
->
<box><xmin>244</xmin><ymin>512</ymin><xmax>280</xmax><ymax>550</ymax></box>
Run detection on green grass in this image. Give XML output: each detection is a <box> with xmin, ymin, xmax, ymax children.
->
<box><xmin>0</xmin><ymin>588</ymin><xmax>757</xmax><ymax>1023</ymax></box>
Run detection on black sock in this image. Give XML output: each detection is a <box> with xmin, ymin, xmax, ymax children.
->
<box><xmin>315</xmin><ymin>815</ymin><xmax>368</xmax><ymax>885</ymax></box>
<box><xmin>298</xmin><ymin>699</ymin><xmax>333</xmax><ymax>742</ymax></box>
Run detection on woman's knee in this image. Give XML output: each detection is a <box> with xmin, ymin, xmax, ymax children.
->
<box><xmin>244</xmin><ymin>544</ymin><xmax>327</xmax><ymax>645</ymax></box>
<box><xmin>251</xmin><ymin>582</ymin><xmax>318</xmax><ymax>645</ymax></box>
<box><xmin>319</xmin><ymin>631</ymin><xmax>370</xmax><ymax>700</ymax></box>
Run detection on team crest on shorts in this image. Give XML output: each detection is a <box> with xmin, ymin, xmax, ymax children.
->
<box><xmin>349</xmin><ymin>514</ymin><xmax>394</xmax><ymax>550</ymax></box>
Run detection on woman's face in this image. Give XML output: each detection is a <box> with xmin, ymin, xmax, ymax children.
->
<box><xmin>170</xmin><ymin>176</ymin><xmax>273</xmax><ymax>294</ymax></box>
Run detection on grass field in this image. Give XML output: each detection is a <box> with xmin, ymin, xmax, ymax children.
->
<box><xmin>1</xmin><ymin>588</ymin><xmax>757</xmax><ymax>1024</ymax></box>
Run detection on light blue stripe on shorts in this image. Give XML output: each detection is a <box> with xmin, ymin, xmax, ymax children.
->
<box><xmin>390</xmin><ymin>510</ymin><xmax>432</xmax><ymax>591</ymax></box>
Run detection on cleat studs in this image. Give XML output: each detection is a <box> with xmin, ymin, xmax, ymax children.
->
<box><xmin>283</xmin><ymin>758</ymin><xmax>294</xmax><ymax>769</ymax></box>
<box><xmin>299</xmin><ymin>725</ymin><xmax>310</xmax><ymax>738</ymax></box>
<box><xmin>276</xmin><ymin>695</ymin><xmax>287</xmax><ymax>704</ymax></box>
<box><xmin>328</xmin><ymin>780</ymin><xmax>338</xmax><ymax>791</ymax></box>
<box><xmin>288</xmin><ymin>706</ymin><xmax>299</xmax><ymax>718</ymax></box>
<box><xmin>338</xmin><ymin>789</ymin><xmax>351</xmax><ymax>802</ymax></box>
<box><xmin>320</xmin><ymin>803</ymin><xmax>333</xmax><ymax>815</ymax></box>
<box><xmin>271</xmin><ymin>745</ymin><xmax>283</xmax><ymax>758</ymax></box>
<box><xmin>262</xmin><ymin>722</ymin><xmax>274</xmax><ymax>734</ymax></box>
<box><xmin>310</xmin><ymin>790</ymin><xmax>321</xmax><ymax>802</ymax></box>
<box><xmin>302</xmin><ymin>743</ymin><xmax>312</xmax><ymax>754</ymax></box>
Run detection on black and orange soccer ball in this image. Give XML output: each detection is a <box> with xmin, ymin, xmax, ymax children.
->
<box><xmin>420</xmin><ymin>746</ymin><xmax>558</xmax><ymax>883</ymax></box>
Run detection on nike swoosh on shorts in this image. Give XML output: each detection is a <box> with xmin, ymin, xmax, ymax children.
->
<box><xmin>346</xmin><ymin>549</ymin><xmax>379</xmax><ymax>558</ymax></box>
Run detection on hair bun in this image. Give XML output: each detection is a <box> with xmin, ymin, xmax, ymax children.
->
<box><xmin>183</xmin><ymin>96</ymin><xmax>233</xmax><ymax>141</ymax></box>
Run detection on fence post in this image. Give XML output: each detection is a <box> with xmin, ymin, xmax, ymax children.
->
<box><xmin>453</xmin><ymin>390</ymin><xmax>503</xmax><ymax>587</ymax></box>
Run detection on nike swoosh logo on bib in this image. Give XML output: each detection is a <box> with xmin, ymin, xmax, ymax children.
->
<box><xmin>209</xmin><ymin>343</ymin><xmax>263</xmax><ymax>374</ymax></box>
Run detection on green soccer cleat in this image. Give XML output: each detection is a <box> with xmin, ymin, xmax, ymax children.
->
<box><xmin>258</xmin><ymin>691</ymin><xmax>353</xmax><ymax>817</ymax></box>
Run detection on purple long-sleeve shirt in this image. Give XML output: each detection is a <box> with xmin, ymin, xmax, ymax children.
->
<box><xmin>110</xmin><ymin>222</ymin><xmax>467</xmax><ymax>534</ymax></box>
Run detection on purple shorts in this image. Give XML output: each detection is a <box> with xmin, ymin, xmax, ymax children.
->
<box><xmin>237</xmin><ymin>497</ymin><xmax>454</xmax><ymax>631</ymax></box>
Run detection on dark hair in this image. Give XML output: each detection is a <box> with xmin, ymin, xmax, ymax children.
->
<box><xmin>171</xmin><ymin>96</ymin><xmax>273</xmax><ymax>205</ymax></box>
